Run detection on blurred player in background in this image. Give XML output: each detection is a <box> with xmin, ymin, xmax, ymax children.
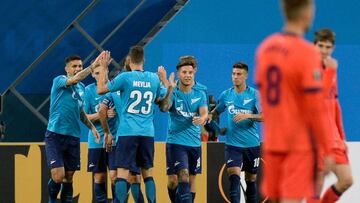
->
<box><xmin>255</xmin><ymin>0</ymin><xmax>333</xmax><ymax>202</ymax></box>
<box><xmin>307</xmin><ymin>28</ymin><xmax>353</xmax><ymax>203</ymax></box>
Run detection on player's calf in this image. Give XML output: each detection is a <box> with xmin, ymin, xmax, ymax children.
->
<box><xmin>321</xmin><ymin>163</ymin><xmax>354</xmax><ymax>203</ymax></box>
<box><xmin>167</xmin><ymin>175</ymin><xmax>178</xmax><ymax>203</ymax></box>
<box><xmin>60</xmin><ymin>171</ymin><xmax>76</xmax><ymax>203</ymax></box>
<box><xmin>129</xmin><ymin>173</ymin><xmax>144</xmax><ymax>203</ymax></box>
<box><xmin>93</xmin><ymin>172</ymin><xmax>107</xmax><ymax>203</ymax></box>
<box><xmin>176</xmin><ymin>169</ymin><xmax>191</xmax><ymax>203</ymax></box>
<box><xmin>245</xmin><ymin>172</ymin><xmax>258</xmax><ymax>203</ymax></box>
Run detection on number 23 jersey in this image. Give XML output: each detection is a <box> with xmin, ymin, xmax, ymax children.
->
<box><xmin>106</xmin><ymin>71</ymin><xmax>161</xmax><ymax>137</ymax></box>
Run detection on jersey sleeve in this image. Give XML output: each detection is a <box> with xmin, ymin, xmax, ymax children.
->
<box><xmin>54</xmin><ymin>75</ymin><xmax>68</xmax><ymax>89</ymax></box>
<box><xmin>301</xmin><ymin>50</ymin><xmax>323</xmax><ymax>91</ymax></box>
<box><xmin>301</xmin><ymin>48</ymin><xmax>332</xmax><ymax>155</ymax></box>
<box><xmin>107</xmin><ymin>73</ymin><xmax>125</xmax><ymax>92</ymax></box>
<box><xmin>214</xmin><ymin>91</ymin><xmax>226</xmax><ymax>114</ymax></box>
<box><xmin>254</xmin><ymin>90</ymin><xmax>262</xmax><ymax>114</ymax></box>
<box><xmin>83</xmin><ymin>88</ymin><xmax>92</xmax><ymax>114</ymax></box>
<box><xmin>102</xmin><ymin>93</ymin><xmax>114</xmax><ymax>108</ymax></box>
<box><xmin>335</xmin><ymin>99</ymin><xmax>346</xmax><ymax>140</ymax></box>
<box><xmin>199</xmin><ymin>91</ymin><xmax>208</xmax><ymax>108</ymax></box>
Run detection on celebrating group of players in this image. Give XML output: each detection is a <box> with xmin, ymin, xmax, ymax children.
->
<box><xmin>43</xmin><ymin>0</ymin><xmax>353</xmax><ymax>203</ymax></box>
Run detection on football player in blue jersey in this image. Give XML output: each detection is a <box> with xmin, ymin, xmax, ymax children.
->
<box><xmin>210</xmin><ymin>62</ymin><xmax>263</xmax><ymax>203</ymax></box>
<box><xmin>83</xmin><ymin>63</ymin><xmax>120</xmax><ymax>203</ymax></box>
<box><xmin>162</xmin><ymin>58</ymin><xmax>208</xmax><ymax>203</ymax></box>
<box><xmin>45</xmin><ymin>53</ymin><xmax>104</xmax><ymax>203</ymax></box>
<box><xmin>96</xmin><ymin>47</ymin><xmax>174</xmax><ymax>203</ymax></box>
<box><xmin>89</xmin><ymin>59</ymin><xmax>144</xmax><ymax>203</ymax></box>
<box><xmin>160</xmin><ymin>56</ymin><xmax>210</xmax><ymax>203</ymax></box>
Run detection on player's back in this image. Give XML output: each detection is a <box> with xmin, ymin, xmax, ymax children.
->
<box><xmin>111</xmin><ymin>71</ymin><xmax>161</xmax><ymax>137</ymax></box>
<box><xmin>256</xmin><ymin>33</ymin><xmax>323</xmax><ymax>152</ymax></box>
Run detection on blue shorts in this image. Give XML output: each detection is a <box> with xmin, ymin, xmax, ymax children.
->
<box><xmin>45</xmin><ymin>130</ymin><xmax>80</xmax><ymax>171</ymax></box>
<box><xmin>115</xmin><ymin>136</ymin><xmax>154</xmax><ymax>170</ymax></box>
<box><xmin>224</xmin><ymin>145</ymin><xmax>260</xmax><ymax>174</ymax></box>
<box><xmin>88</xmin><ymin>148</ymin><xmax>117</xmax><ymax>172</ymax></box>
<box><xmin>166</xmin><ymin>143</ymin><xmax>202</xmax><ymax>175</ymax></box>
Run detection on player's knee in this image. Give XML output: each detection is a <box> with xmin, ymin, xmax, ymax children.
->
<box><xmin>338</xmin><ymin>175</ymin><xmax>353</xmax><ymax>191</ymax></box>
<box><xmin>109</xmin><ymin>172</ymin><xmax>117</xmax><ymax>184</ymax></box>
<box><xmin>128</xmin><ymin>173</ymin><xmax>141</xmax><ymax>184</ymax></box>
<box><xmin>51</xmin><ymin>170</ymin><xmax>65</xmax><ymax>183</ymax></box>
<box><xmin>245</xmin><ymin>173</ymin><xmax>257</xmax><ymax>182</ymax></box>
<box><xmin>227</xmin><ymin>167</ymin><xmax>241</xmax><ymax>176</ymax></box>
<box><xmin>63</xmin><ymin>171</ymin><xmax>75</xmax><ymax>182</ymax></box>
<box><xmin>177</xmin><ymin>169</ymin><xmax>189</xmax><ymax>182</ymax></box>
<box><xmin>94</xmin><ymin>173</ymin><xmax>107</xmax><ymax>183</ymax></box>
<box><xmin>167</xmin><ymin>175</ymin><xmax>178</xmax><ymax>188</ymax></box>
<box><xmin>52</xmin><ymin>174</ymin><xmax>64</xmax><ymax>184</ymax></box>
<box><xmin>135</xmin><ymin>174</ymin><xmax>142</xmax><ymax>183</ymax></box>
<box><xmin>141</xmin><ymin>168</ymin><xmax>153</xmax><ymax>179</ymax></box>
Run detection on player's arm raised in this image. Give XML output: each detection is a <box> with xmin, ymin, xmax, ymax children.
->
<box><xmin>97</xmin><ymin>51</ymin><xmax>112</xmax><ymax>94</ymax></box>
<box><xmin>80</xmin><ymin>108</ymin><xmax>100</xmax><ymax>143</ymax></box>
<box><xmin>157</xmin><ymin>68</ymin><xmax>176</xmax><ymax>112</ymax></box>
<box><xmin>66</xmin><ymin>51</ymin><xmax>104</xmax><ymax>86</ymax></box>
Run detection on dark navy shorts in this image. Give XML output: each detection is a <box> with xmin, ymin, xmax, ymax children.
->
<box><xmin>88</xmin><ymin>148</ymin><xmax>117</xmax><ymax>173</ymax></box>
<box><xmin>166</xmin><ymin>143</ymin><xmax>202</xmax><ymax>175</ymax></box>
<box><xmin>115</xmin><ymin>136</ymin><xmax>154</xmax><ymax>171</ymax></box>
<box><xmin>224</xmin><ymin>145</ymin><xmax>260</xmax><ymax>174</ymax></box>
<box><xmin>45</xmin><ymin>130</ymin><xmax>80</xmax><ymax>171</ymax></box>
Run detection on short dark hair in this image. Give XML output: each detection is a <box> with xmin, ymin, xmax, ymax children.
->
<box><xmin>281</xmin><ymin>0</ymin><xmax>312</xmax><ymax>21</ymax></box>
<box><xmin>314</xmin><ymin>28</ymin><xmax>336</xmax><ymax>44</ymax></box>
<box><xmin>179</xmin><ymin>55</ymin><xmax>197</xmax><ymax>69</ymax></box>
<box><xmin>176</xmin><ymin>58</ymin><xmax>196</xmax><ymax>70</ymax></box>
<box><xmin>65</xmin><ymin>55</ymin><xmax>81</xmax><ymax>64</ymax></box>
<box><xmin>233</xmin><ymin>62</ymin><xmax>248</xmax><ymax>72</ymax></box>
<box><xmin>128</xmin><ymin>45</ymin><xmax>144</xmax><ymax>65</ymax></box>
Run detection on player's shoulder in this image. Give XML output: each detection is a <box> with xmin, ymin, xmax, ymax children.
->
<box><xmin>192</xmin><ymin>87</ymin><xmax>206</xmax><ymax>97</ymax></box>
<box><xmin>246</xmin><ymin>86</ymin><xmax>260</xmax><ymax>97</ymax></box>
<box><xmin>146</xmin><ymin>70</ymin><xmax>160</xmax><ymax>78</ymax></box>
<box><xmin>257</xmin><ymin>33</ymin><xmax>282</xmax><ymax>52</ymax></box>
<box><xmin>220</xmin><ymin>87</ymin><xmax>234</xmax><ymax>97</ymax></box>
<box><xmin>85</xmin><ymin>83</ymin><xmax>96</xmax><ymax>91</ymax></box>
<box><xmin>194</xmin><ymin>81</ymin><xmax>208</xmax><ymax>91</ymax></box>
<box><xmin>246</xmin><ymin>85</ymin><xmax>259</xmax><ymax>94</ymax></box>
<box><xmin>53</xmin><ymin>75</ymin><xmax>67</xmax><ymax>81</ymax></box>
<box><xmin>258</xmin><ymin>33</ymin><xmax>314</xmax><ymax>53</ymax></box>
<box><xmin>143</xmin><ymin>71</ymin><xmax>160</xmax><ymax>84</ymax></box>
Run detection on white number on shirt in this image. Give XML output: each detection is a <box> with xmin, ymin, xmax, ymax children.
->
<box><xmin>127</xmin><ymin>90</ymin><xmax>153</xmax><ymax>114</ymax></box>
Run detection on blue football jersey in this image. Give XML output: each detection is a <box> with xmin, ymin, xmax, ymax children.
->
<box><xmin>215</xmin><ymin>86</ymin><xmax>261</xmax><ymax>147</ymax></box>
<box><xmin>47</xmin><ymin>75</ymin><xmax>84</xmax><ymax>137</ymax></box>
<box><xmin>193</xmin><ymin>81</ymin><xmax>208</xmax><ymax>102</ymax></box>
<box><xmin>84</xmin><ymin>83</ymin><xmax>119</xmax><ymax>148</ymax></box>
<box><xmin>167</xmin><ymin>87</ymin><xmax>207</xmax><ymax>147</ymax></box>
<box><xmin>106</xmin><ymin>71</ymin><xmax>161</xmax><ymax>137</ymax></box>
